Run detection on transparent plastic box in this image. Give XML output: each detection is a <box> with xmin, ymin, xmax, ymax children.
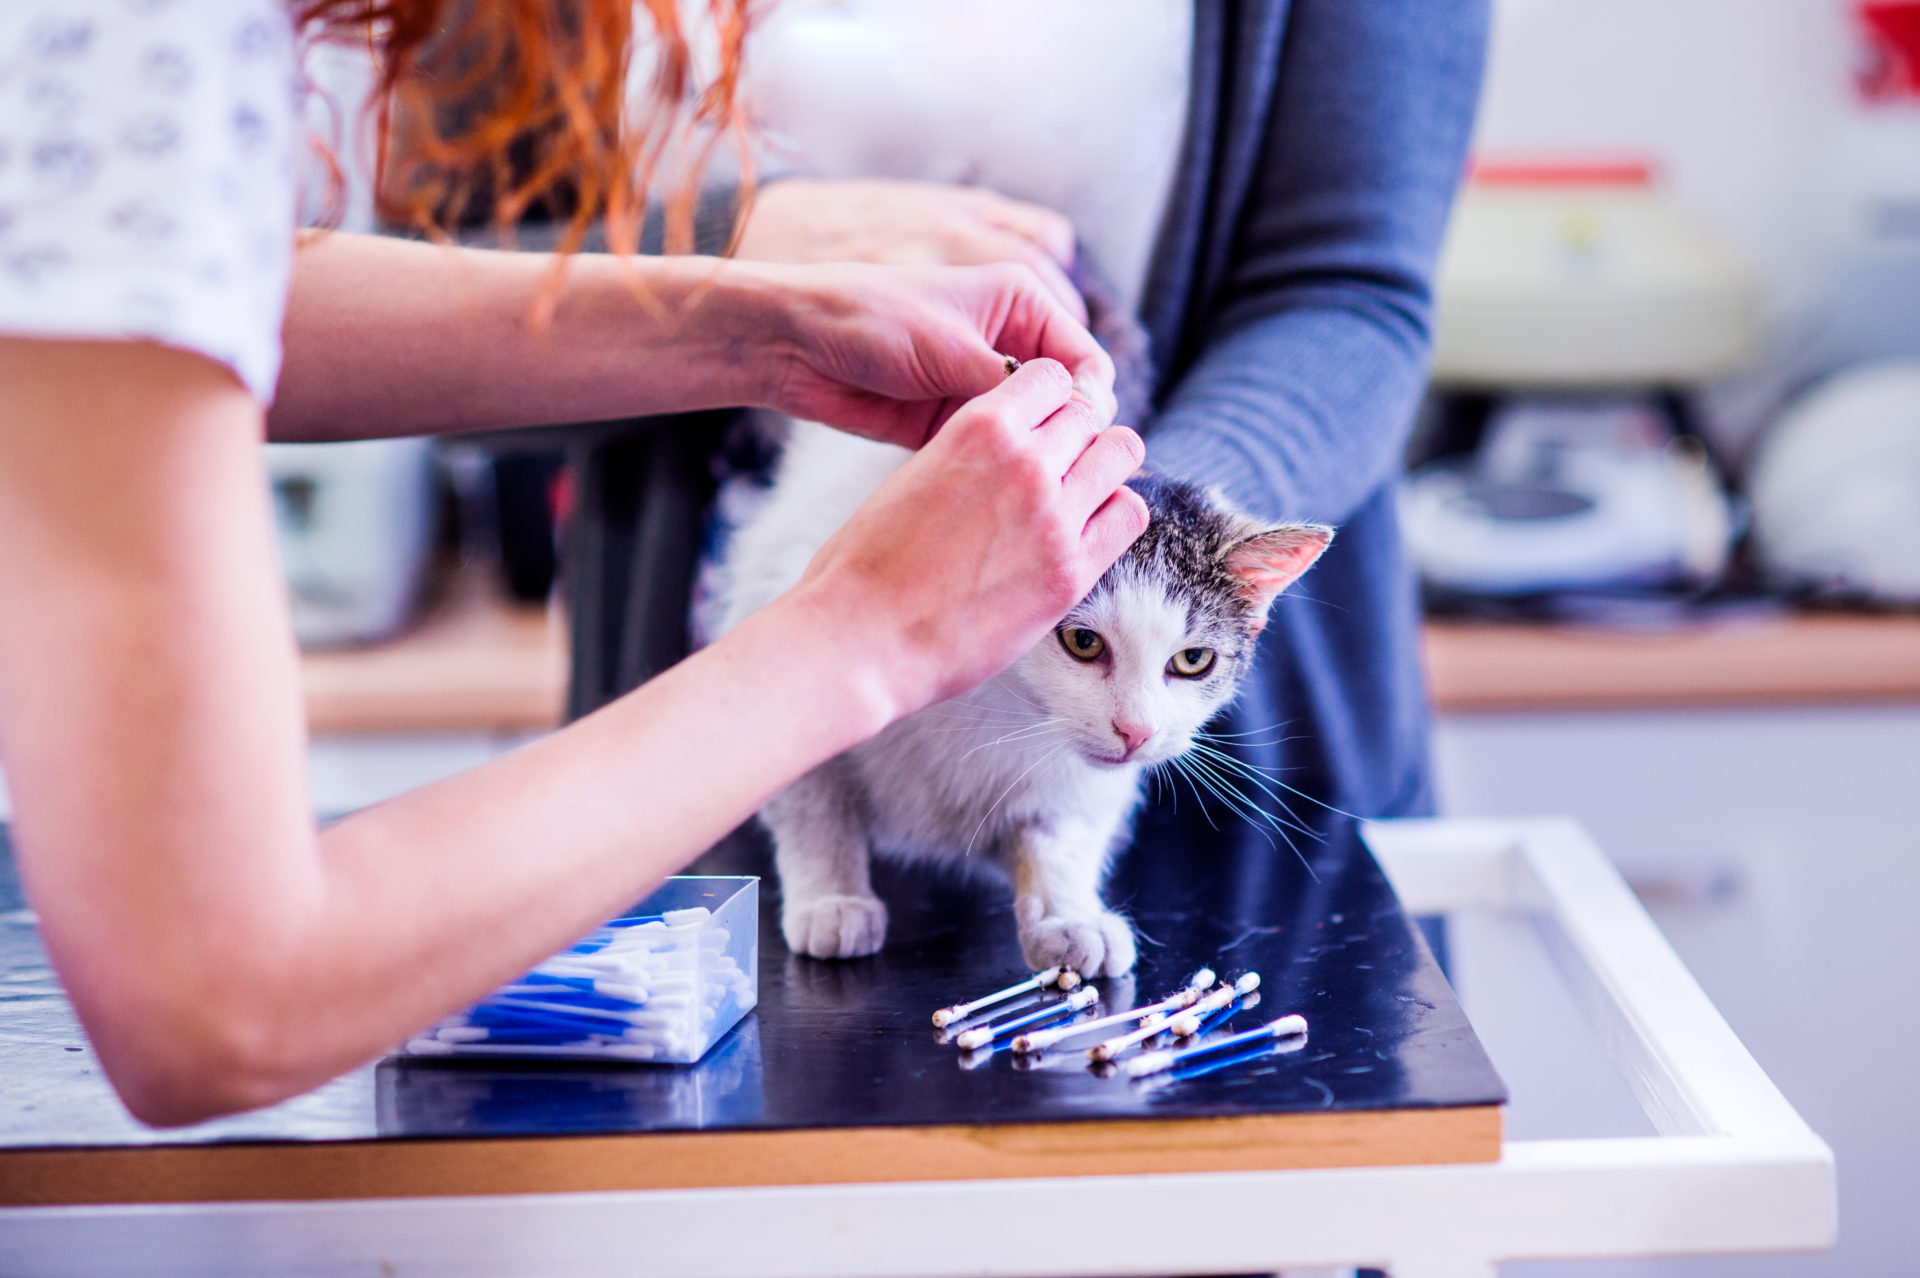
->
<box><xmin>399</xmin><ymin>876</ymin><xmax>758</xmax><ymax>1064</ymax></box>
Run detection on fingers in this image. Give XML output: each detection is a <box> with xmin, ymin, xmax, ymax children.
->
<box><xmin>1061</xmin><ymin>425</ymin><xmax>1146</xmax><ymax>521</ymax></box>
<box><xmin>966</xmin><ymin>188</ymin><xmax>1078</xmax><ymax>266</ymax></box>
<box><xmin>987</xmin><ymin>270</ymin><xmax>1117</xmax><ymax>427</ymax></box>
<box><xmin>949</xmin><ymin>357</ymin><xmax>1074</xmax><ymax>447</ymax></box>
<box><xmin>944</xmin><ymin>222</ymin><xmax>1087</xmax><ymax>323</ymax></box>
<box><xmin>1028</xmin><ymin>396</ymin><xmax>1103</xmax><ymax>477</ymax></box>
<box><xmin>1081</xmin><ymin>483</ymin><xmax>1151</xmax><ymax>569</ymax></box>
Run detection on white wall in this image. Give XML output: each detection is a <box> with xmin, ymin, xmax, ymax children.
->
<box><xmin>1474</xmin><ymin>0</ymin><xmax>1849</xmax><ymax>316</ymax></box>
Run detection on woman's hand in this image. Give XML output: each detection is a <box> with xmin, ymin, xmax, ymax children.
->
<box><xmin>765</xmin><ymin>358</ymin><xmax>1149</xmax><ymax>723</ymax></box>
<box><xmin>737</xmin><ymin>179</ymin><xmax>1085</xmax><ymax>321</ymax></box>
<box><xmin>753</xmin><ymin>259</ymin><xmax>1117</xmax><ymax>450</ymax></box>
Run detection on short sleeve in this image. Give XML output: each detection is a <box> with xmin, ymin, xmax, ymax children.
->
<box><xmin>0</xmin><ymin>0</ymin><xmax>299</xmax><ymax>404</ymax></box>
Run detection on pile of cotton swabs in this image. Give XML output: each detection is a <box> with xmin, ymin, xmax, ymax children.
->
<box><xmin>930</xmin><ymin>966</ymin><xmax>1307</xmax><ymax>1080</ymax></box>
<box><xmin>412</xmin><ymin>906</ymin><xmax>752</xmax><ymax>1062</ymax></box>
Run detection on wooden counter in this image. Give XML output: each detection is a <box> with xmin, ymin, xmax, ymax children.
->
<box><xmin>1424</xmin><ymin>612</ymin><xmax>1920</xmax><ymax>712</ymax></box>
<box><xmin>300</xmin><ymin>571</ymin><xmax>566</xmax><ymax>734</ymax></box>
<box><xmin>299</xmin><ymin>584</ymin><xmax>1920</xmax><ymax>734</ymax></box>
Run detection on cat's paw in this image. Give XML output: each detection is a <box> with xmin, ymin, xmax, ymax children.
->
<box><xmin>782</xmin><ymin>893</ymin><xmax>889</xmax><ymax>959</ymax></box>
<box><xmin>1019</xmin><ymin>910</ymin><xmax>1136</xmax><ymax>977</ymax></box>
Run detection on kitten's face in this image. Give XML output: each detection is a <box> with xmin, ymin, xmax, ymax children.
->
<box><xmin>1005</xmin><ymin>476</ymin><xmax>1331</xmax><ymax>770</ymax></box>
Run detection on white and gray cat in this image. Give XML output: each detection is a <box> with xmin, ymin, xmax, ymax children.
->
<box><xmin>716</xmin><ymin>421</ymin><xmax>1331</xmax><ymax>977</ymax></box>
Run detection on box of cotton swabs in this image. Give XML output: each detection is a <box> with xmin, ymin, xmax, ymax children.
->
<box><xmin>399</xmin><ymin>877</ymin><xmax>759</xmax><ymax>1064</ymax></box>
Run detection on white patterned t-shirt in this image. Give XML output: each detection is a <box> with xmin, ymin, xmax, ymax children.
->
<box><xmin>0</xmin><ymin>0</ymin><xmax>298</xmax><ymax>403</ymax></box>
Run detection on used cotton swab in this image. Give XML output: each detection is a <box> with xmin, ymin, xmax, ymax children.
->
<box><xmin>1010</xmin><ymin>968</ymin><xmax>1218</xmax><ymax>1054</ymax></box>
<box><xmin>1088</xmin><ymin>973</ymin><xmax>1259</xmax><ymax>1062</ymax></box>
<box><xmin>1163</xmin><ymin>972</ymin><xmax>1261</xmax><ymax>1037</ymax></box>
<box><xmin>953</xmin><ymin>986</ymin><xmax>1099</xmax><ymax>1050</ymax></box>
<box><xmin>931</xmin><ymin>967</ymin><xmax>1077</xmax><ymax>1028</ymax></box>
<box><xmin>1087</xmin><ymin>1011</ymin><xmax>1171</xmax><ymax>1063</ymax></box>
<box><xmin>1124</xmin><ymin>1014</ymin><xmax>1309</xmax><ymax>1078</ymax></box>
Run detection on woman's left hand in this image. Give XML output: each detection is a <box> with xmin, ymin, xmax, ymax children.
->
<box><xmin>751</xmin><ymin>259</ymin><xmax>1118</xmax><ymax>450</ymax></box>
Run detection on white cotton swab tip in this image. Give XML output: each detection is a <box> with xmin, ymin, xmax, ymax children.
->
<box><xmin>1188</xmin><ymin>967</ymin><xmax>1217</xmax><ymax>991</ymax></box>
<box><xmin>931</xmin><ymin>966</ymin><xmax>1069</xmax><ymax>1027</ymax></box>
<box><xmin>1123</xmin><ymin>1049</ymin><xmax>1178</xmax><ymax>1078</ymax></box>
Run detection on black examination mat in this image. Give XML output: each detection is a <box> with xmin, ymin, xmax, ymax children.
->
<box><xmin>0</xmin><ymin>802</ymin><xmax>1505</xmax><ymax>1202</ymax></box>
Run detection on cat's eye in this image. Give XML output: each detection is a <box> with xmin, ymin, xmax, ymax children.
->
<box><xmin>1059</xmin><ymin>627</ymin><xmax>1106</xmax><ymax>661</ymax></box>
<box><xmin>1168</xmin><ymin>647</ymin><xmax>1216</xmax><ymax>678</ymax></box>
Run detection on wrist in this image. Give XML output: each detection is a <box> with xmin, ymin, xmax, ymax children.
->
<box><xmin>728</xmin><ymin>580</ymin><xmax>907</xmax><ymax>750</ymax></box>
<box><xmin>694</xmin><ymin>258</ymin><xmax>815</xmax><ymax>412</ymax></box>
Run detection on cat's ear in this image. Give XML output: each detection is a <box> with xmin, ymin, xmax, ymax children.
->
<box><xmin>1224</xmin><ymin>524</ymin><xmax>1333</xmax><ymax>627</ymax></box>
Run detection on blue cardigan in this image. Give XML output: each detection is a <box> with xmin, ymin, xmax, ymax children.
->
<box><xmin>1141</xmin><ymin>0</ymin><xmax>1487</xmax><ymax>820</ymax></box>
<box><xmin>565</xmin><ymin>0</ymin><xmax>1488</xmax><ymax>824</ymax></box>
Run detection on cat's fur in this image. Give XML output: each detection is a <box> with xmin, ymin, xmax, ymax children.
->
<box><xmin>716</xmin><ymin>421</ymin><xmax>1331</xmax><ymax>976</ymax></box>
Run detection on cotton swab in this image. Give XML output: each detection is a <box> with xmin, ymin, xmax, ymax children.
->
<box><xmin>1087</xmin><ymin>972</ymin><xmax>1259</xmax><ymax>1062</ymax></box>
<box><xmin>1178</xmin><ymin>989</ymin><xmax>1259</xmax><ymax>1041</ymax></box>
<box><xmin>1163</xmin><ymin>972</ymin><xmax>1261</xmax><ymax>1037</ymax></box>
<box><xmin>953</xmin><ymin>986</ymin><xmax>1099</xmax><ymax>1050</ymax></box>
<box><xmin>931</xmin><ymin>967</ymin><xmax>1076</xmax><ymax>1028</ymax></box>
<box><xmin>1086</xmin><ymin>1011</ymin><xmax>1172</xmax><ymax>1063</ymax></box>
<box><xmin>1124</xmin><ymin>1014</ymin><xmax>1309</xmax><ymax>1078</ymax></box>
<box><xmin>1010</xmin><ymin>968</ymin><xmax>1218</xmax><ymax>1054</ymax></box>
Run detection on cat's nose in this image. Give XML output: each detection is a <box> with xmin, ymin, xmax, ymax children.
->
<box><xmin>1113</xmin><ymin>721</ymin><xmax>1155</xmax><ymax>756</ymax></box>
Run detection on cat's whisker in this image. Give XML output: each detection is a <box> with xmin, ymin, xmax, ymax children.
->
<box><xmin>963</xmin><ymin>744</ymin><xmax>1067</xmax><ymax>860</ymax></box>
<box><xmin>1186</xmin><ymin>741</ymin><xmax>1360</xmax><ymax>824</ymax></box>
<box><xmin>1197</xmin><ymin>720</ymin><xmax>1305</xmax><ymax>740</ymax></box>
<box><xmin>1174</xmin><ymin>752</ymin><xmax>1321</xmax><ymax>881</ymax></box>
<box><xmin>957</xmin><ymin>719</ymin><xmax>1067</xmax><ymax>761</ymax></box>
<box><xmin>1183</xmin><ymin>744</ymin><xmax>1326</xmax><ymax>841</ymax></box>
<box><xmin>1162</xmin><ymin>757</ymin><xmax>1220</xmax><ymax>832</ymax></box>
<box><xmin>1169</xmin><ymin>755</ymin><xmax>1249</xmax><ymax>840</ymax></box>
<box><xmin>1182</xmin><ymin>751</ymin><xmax>1301</xmax><ymax>842</ymax></box>
<box><xmin>1196</xmin><ymin>727</ymin><xmax>1312</xmax><ymax>750</ymax></box>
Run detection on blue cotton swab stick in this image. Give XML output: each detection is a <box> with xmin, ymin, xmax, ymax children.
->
<box><xmin>1164</xmin><ymin>972</ymin><xmax>1262</xmax><ymax>1037</ymax></box>
<box><xmin>1179</xmin><ymin>989</ymin><xmax>1259</xmax><ymax>1041</ymax></box>
<box><xmin>931</xmin><ymin>966</ymin><xmax>1077</xmax><ymax>1028</ymax></box>
<box><xmin>953</xmin><ymin>986</ymin><xmax>1098</xmax><ymax>1050</ymax></box>
<box><xmin>1170</xmin><ymin>1028</ymin><xmax>1308</xmax><ymax>1080</ymax></box>
<box><xmin>1010</xmin><ymin>967</ymin><xmax>1218</xmax><ymax>1054</ymax></box>
<box><xmin>1124</xmin><ymin>1014</ymin><xmax>1309</xmax><ymax>1078</ymax></box>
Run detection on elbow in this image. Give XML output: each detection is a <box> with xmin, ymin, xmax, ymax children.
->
<box><xmin>91</xmin><ymin>990</ymin><xmax>311</xmax><ymax>1128</ymax></box>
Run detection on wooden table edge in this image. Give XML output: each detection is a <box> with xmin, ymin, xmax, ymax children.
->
<box><xmin>0</xmin><ymin>1105</ymin><xmax>1502</xmax><ymax>1205</ymax></box>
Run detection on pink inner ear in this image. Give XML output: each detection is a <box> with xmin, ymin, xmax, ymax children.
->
<box><xmin>1225</xmin><ymin>528</ymin><xmax>1333</xmax><ymax>620</ymax></box>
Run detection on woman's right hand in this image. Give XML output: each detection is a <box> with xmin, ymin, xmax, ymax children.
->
<box><xmin>770</xmin><ymin>358</ymin><xmax>1149</xmax><ymax>724</ymax></box>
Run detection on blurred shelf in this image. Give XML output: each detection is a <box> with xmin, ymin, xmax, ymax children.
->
<box><xmin>300</xmin><ymin>570</ymin><xmax>566</xmax><ymax>735</ymax></box>
<box><xmin>1425</xmin><ymin>612</ymin><xmax>1920</xmax><ymax>712</ymax></box>
<box><xmin>301</xmin><ymin>580</ymin><xmax>1919</xmax><ymax>734</ymax></box>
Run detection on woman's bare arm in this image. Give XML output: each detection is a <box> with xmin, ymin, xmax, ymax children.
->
<box><xmin>0</xmin><ymin>338</ymin><xmax>1144</xmax><ymax>1126</ymax></box>
<box><xmin>269</xmin><ymin>233</ymin><xmax>1117</xmax><ymax>446</ymax></box>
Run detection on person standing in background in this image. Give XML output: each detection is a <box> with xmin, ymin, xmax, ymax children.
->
<box><xmin>571</xmin><ymin>1</ymin><xmax>1491</xmax><ymax>839</ymax></box>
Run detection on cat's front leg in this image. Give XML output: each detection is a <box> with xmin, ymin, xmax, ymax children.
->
<box><xmin>761</xmin><ymin>762</ymin><xmax>888</xmax><ymax>959</ymax></box>
<box><xmin>1006</xmin><ymin>818</ymin><xmax>1136</xmax><ymax>978</ymax></box>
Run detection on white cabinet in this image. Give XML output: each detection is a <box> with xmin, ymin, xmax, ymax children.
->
<box><xmin>1435</xmin><ymin>704</ymin><xmax>1920</xmax><ymax>1276</ymax></box>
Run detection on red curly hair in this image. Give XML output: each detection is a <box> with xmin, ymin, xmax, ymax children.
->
<box><xmin>296</xmin><ymin>0</ymin><xmax>755</xmax><ymax>263</ymax></box>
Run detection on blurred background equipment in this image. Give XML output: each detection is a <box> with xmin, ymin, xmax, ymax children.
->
<box><xmin>266</xmin><ymin>438</ymin><xmax>440</xmax><ymax>647</ymax></box>
<box><xmin>1403</xmin><ymin>397</ymin><xmax>1734</xmax><ymax>598</ymax></box>
<box><xmin>1749</xmin><ymin>357</ymin><xmax>1920</xmax><ymax>604</ymax></box>
<box><xmin>1407</xmin><ymin>158</ymin><xmax>1760</xmax><ymax>608</ymax></box>
<box><xmin>1429</xmin><ymin>159</ymin><xmax>1764</xmax><ymax>389</ymax></box>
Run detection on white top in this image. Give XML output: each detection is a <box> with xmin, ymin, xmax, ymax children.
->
<box><xmin>742</xmin><ymin>1</ymin><xmax>1193</xmax><ymax>314</ymax></box>
<box><xmin>0</xmin><ymin>0</ymin><xmax>299</xmax><ymax>403</ymax></box>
